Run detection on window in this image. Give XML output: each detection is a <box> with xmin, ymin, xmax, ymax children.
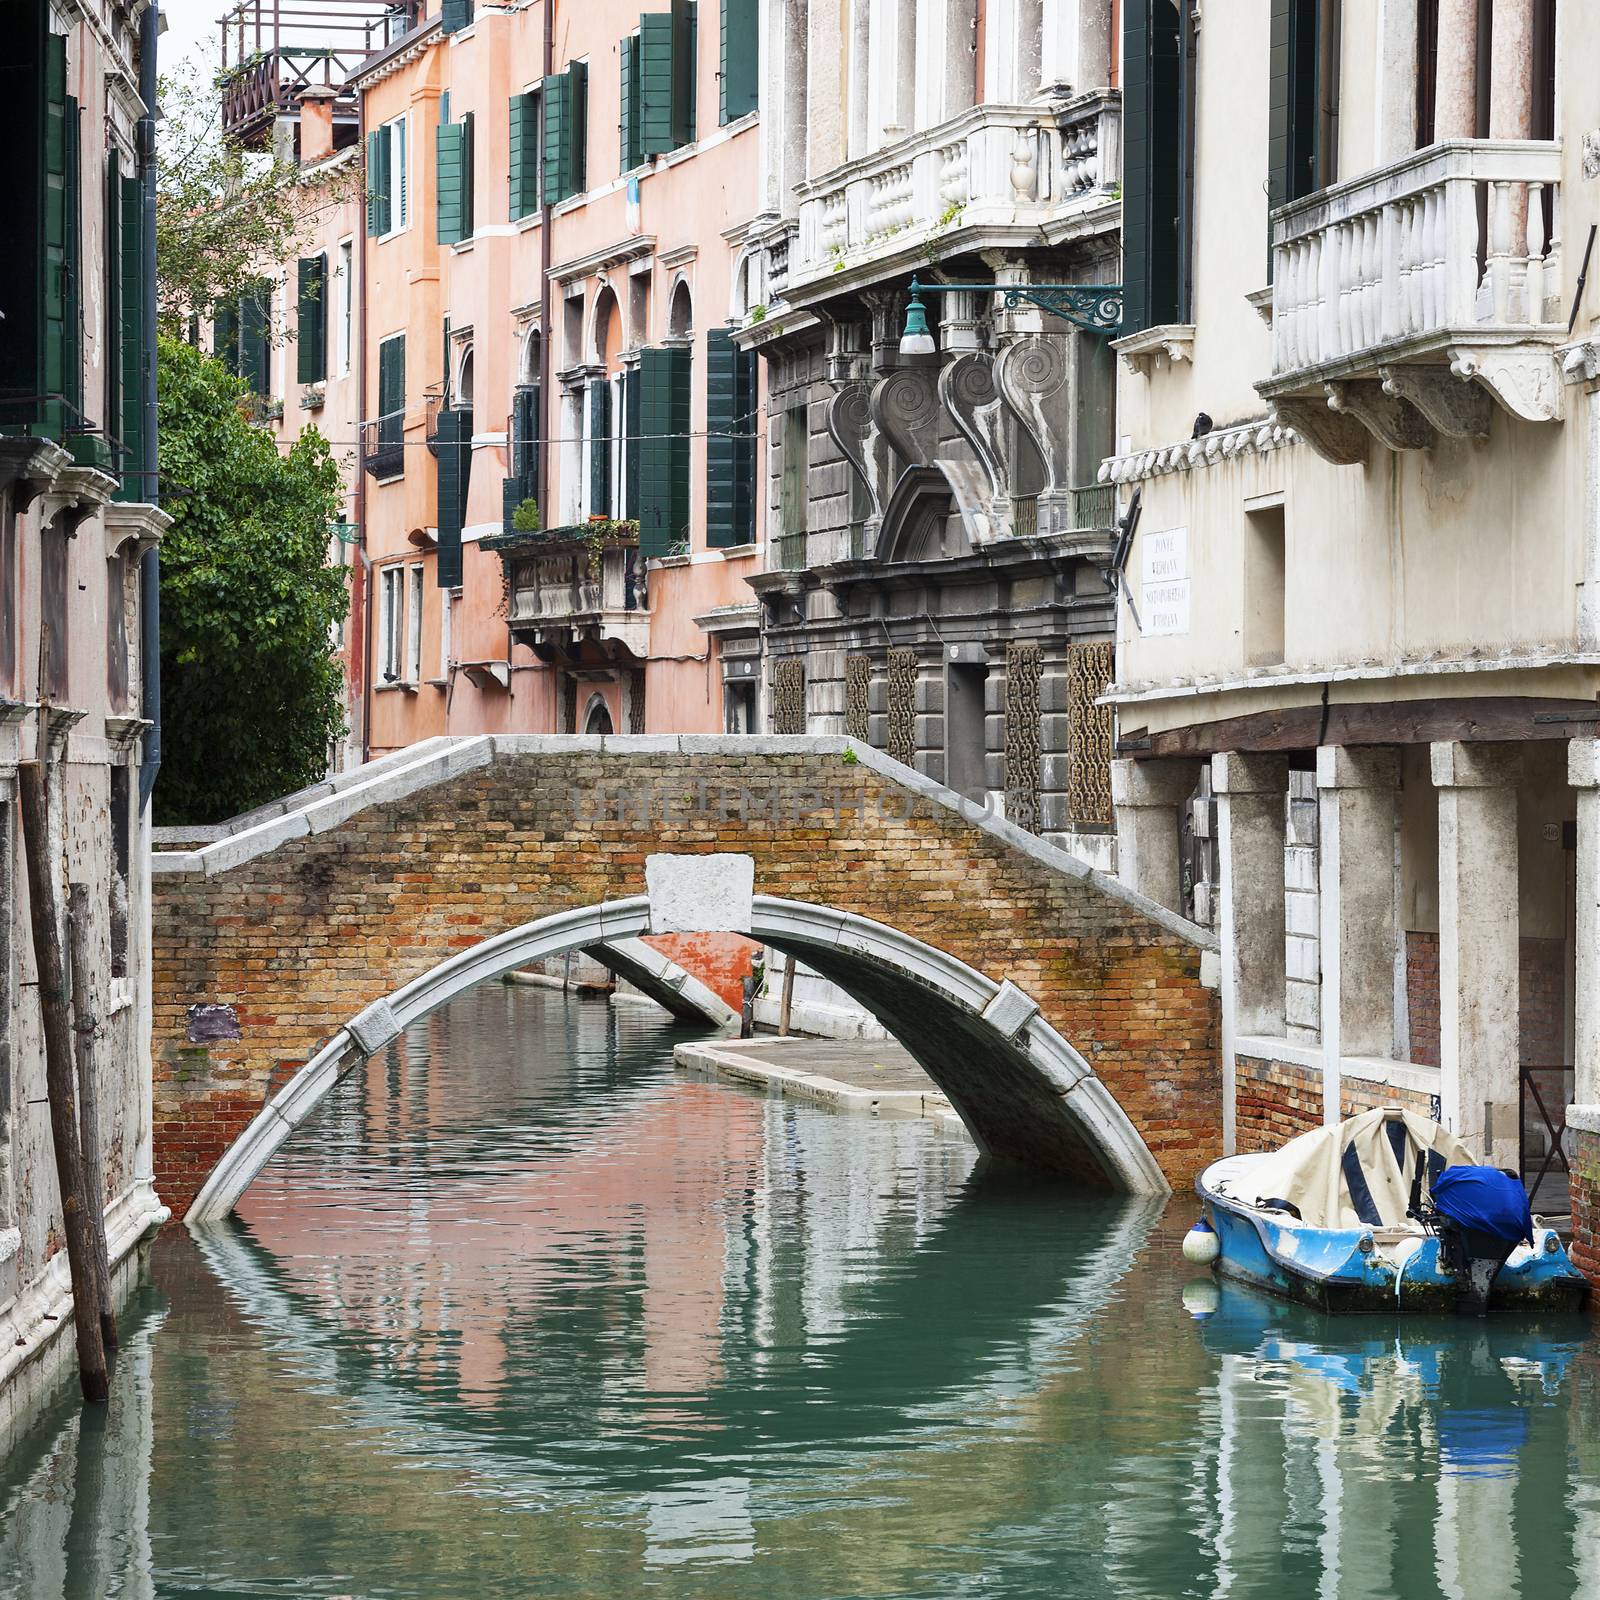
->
<box><xmin>1269</xmin><ymin>0</ymin><xmax>1341</xmax><ymax>218</ymax></box>
<box><xmin>1121</xmin><ymin>0</ymin><xmax>1189</xmax><ymax>333</ymax></box>
<box><xmin>297</xmin><ymin>253</ymin><xmax>327</xmax><ymax>384</ymax></box>
<box><xmin>619</xmin><ymin>7</ymin><xmax>695</xmax><ymax>170</ymax></box>
<box><xmin>705</xmin><ymin>326</ymin><xmax>757</xmax><ymax>547</ymax></box>
<box><xmin>367</xmin><ymin>114</ymin><xmax>409</xmax><ymax>237</ymax></box>
<box><xmin>115</xmin><ymin>171</ymin><xmax>147</xmax><ymax>500</ymax></box>
<box><xmin>441</xmin><ymin>0</ymin><xmax>473</xmax><ymax>31</ymax></box>
<box><xmin>406</xmin><ymin>564</ymin><xmax>424</xmax><ymax>683</ymax></box>
<box><xmin>437</xmin><ymin>108</ymin><xmax>475</xmax><ymax>245</ymax></box>
<box><xmin>720</xmin><ymin>0</ymin><xmax>759</xmax><ymax>123</ymax></box>
<box><xmin>106</xmin><ymin>549</ymin><xmax>130</xmax><ymax>711</ymax></box>
<box><xmin>0</xmin><ymin>503</ymin><xmax>15</xmax><ymax>694</ymax></box>
<box><xmin>635</xmin><ymin>346</ymin><xmax>691</xmax><ymax>556</ymax></box>
<box><xmin>1244</xmin><ymin>505</ymin><xmax>1286</xmax><ymax>667</ymax></box>
<box><xmin>541</xmin><ymin>62</ymin><xmax>589</xmax><ymax>203</ymax></box>
<box><xmin>379</xmin><ymin>565</ymin><xmax>405</xmax><ymax>682</ymax></box>
<box><xmin>435</xmin><ymin>337</ymin><xmax>472</xmax><ymax>587</ymax></box>
<box><xmin>214</xmin><ymin>279</ymin><xmax>272</xmax><ymax>395</ymax></box>
<box><xmin>109</xmin><ymin>766</ymin><xmax>131</xmax><ymax>981</ymax></box>
<box><xmin>778</xmin><ymin>404</ymin><xmax>808</xmax><ymax>569</ymax></box>
<box><xmin>370</xmin><ymin>333</ymin><xmax>406</xmax><ymax>480</ymax></box>
<box><xmin>337</xmin><ymin>239</ymin><xmax>354</xmax><ymax>375</ymax></box>
<box><xmin>509</xmin><ymin>90</ymin><xmax>542</xmax><ymax>218</ymax></box>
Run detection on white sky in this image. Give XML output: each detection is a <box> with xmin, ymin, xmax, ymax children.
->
<box><xmin>159</xmin><ymin>0</ymin><xmax>224</xmax><ymax>74</ymax></box>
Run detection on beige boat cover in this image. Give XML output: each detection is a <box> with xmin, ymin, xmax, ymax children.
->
<box><xmin>1241</xmin><ymin>1106</ymin><xmax>1477</xmax><ymax>1229</ymax></box>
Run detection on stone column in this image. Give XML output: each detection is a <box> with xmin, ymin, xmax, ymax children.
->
<box><xmin>1488</xmin><ymin>0</ymin><xmax>1535</xmax><ymax>141</ymax></box>
<box><xmin>1317</xmin><ymin>746</ymin><xmax>1401</xmax><ymax>1124</ymax></box>
<box><xmin>1570</xmin><ymin>740</ymin><xmax>1600</xmax><ymax>1108</ymax></box>
<box><xmin>1433</xmin><ymin>740</ymin><xmax>1522</xmax><ymax>1167</ymax></box>
<box><xmin>1111</xmin><ymin>757</ymin><xmax>1197</xmax><ymax>916</ymax></box>
<box><xmin>1375</xmin><ymin>0</ymin><xmax>1419</xmax><ymax>160</ymax></box>
<box><xmin>914</xmin><ymin>0</ymin><xmax>976</xmax><ymax>132</ymax></box>
<box><xmin>1434</xmin><ymin>0</ymin><xmax>1480</xmax><ymax>139</ymax></box>
<box><xmin>806</xmin><ymin>0</ymin><xmax>847</xmax><ymax>176</ymax></box>
<box><xmin>1214</xmin><ymin>752</ymin><xmax>1289</xmax><ymax>1153</ymax></box>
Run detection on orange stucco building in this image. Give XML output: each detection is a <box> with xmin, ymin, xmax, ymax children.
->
<box><xmin>340</xmin><ymin>0</ymin><xmax>763</xmax><ymax>751</ymax></box>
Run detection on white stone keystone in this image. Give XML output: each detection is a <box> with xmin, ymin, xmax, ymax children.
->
<box><xmin>645</xmin><ymin>853</ymin><xmax>755</xmax><ymax>934</ymax></box>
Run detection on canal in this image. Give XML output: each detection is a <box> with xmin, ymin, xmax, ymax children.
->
<box><xmin>1</xmin><ymin>983</ymin><xmax>1597</xmax><ymax>1598</ymax></box>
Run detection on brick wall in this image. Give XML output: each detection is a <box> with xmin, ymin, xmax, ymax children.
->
<box><xmin>1235</xmin><ymin>1054</ymin><xmax>1436</xmax><ymax>1155</ymax></box>
<box><xmin>152</xmin><ymin>750</ymin><xmax>1221</xmax><ymax>1214</ymax></box>
<box><xmin>1405</xmin><ymin>931</ymin><xmax>1440</xmax><ymax>1067</ymax></box>
<box><xmin>1569</xmin><ymin>1128</ymin><xmax>1600</xmax><ymax>1287</ymax></box>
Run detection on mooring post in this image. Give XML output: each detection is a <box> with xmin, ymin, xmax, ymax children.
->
<box><xmin>18</xmin><ymin>763</ymin><xmax>109</xmax><ymax>1402</ymax></box>
<box><xmin>68</xmin><ymin>882</ymin><xmax>118</xmax><ymax>1352</ymax></box>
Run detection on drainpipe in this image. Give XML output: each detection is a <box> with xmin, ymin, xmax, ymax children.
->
<box><xmin>137</xmin><ymin>1</ymin><xmax>161</xmax><ymax>808</ymax></box>
<box><xmin>357</xmin><ymin>87</ymin><xmax>372</xmax><ymax>761</ymax></box>
<box><xmin>539</xmin><ymin>0</ymin><xmax>553</xmax><ymax>519</ymax></box>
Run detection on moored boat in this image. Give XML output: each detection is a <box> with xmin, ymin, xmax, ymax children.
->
<box><xmin>1194</xmin><ymin>1107</ymin><xmax>1589</xmax><ymax>1315</ymax></box>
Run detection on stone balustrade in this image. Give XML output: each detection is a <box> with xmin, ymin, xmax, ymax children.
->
<box><xmin>786</xmin><ymin>94</ymin><xmax>1118</xmax><ymax>297</ymax></box>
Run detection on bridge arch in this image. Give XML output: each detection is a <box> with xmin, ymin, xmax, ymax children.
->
<box><xmin>186</xmin><ymin>894</ymin><xmax>1166</xmax><ymax>1225</ymax></box>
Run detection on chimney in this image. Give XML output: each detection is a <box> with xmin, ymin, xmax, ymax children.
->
<box><xmin>297</xmin><ymin>85</ymin><xmax>338</xmax><ymax>167</ymax></box>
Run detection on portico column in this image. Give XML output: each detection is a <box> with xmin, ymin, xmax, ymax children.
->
<box><xmin>1570</xmin><ymin>740</ymin><xmax>1600</xmax><ymax>1107</ymax></box>
<box><xmin>1213</xmin><ymin>752</ymin><xmax>1289</xmax><ymax>1154</ymax></box>
<box><xmin>1316</xmin><ymin>746</ymin><xmax>1401</xmax><ymax>1126</ymax></box>
<box><xmin>1434</xmin><ymin>0</ymin><xmax>1480</xmax><ymax>139</ymax></box>
<box><xmin>1488</xmin><ymin>0</ymin><xmax>1535</xmax><ymax>141</ymax></box>
<box><xmin>1111</xmin><ymin>757</ymin><xmax>1197</xmax><ymax>915</ymax></box>
<box><xmin>1433</xmin><ymin>740</ymin><xmax>1521</xmax><ymax>1167</ymax></box>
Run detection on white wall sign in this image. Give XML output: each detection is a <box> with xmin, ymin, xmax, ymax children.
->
<box><xmin>1141</xmin><ymin>526</ymin><xmax>1188</xmax><ymax>586</ymax></box>
<box><xmin>1143</xmin><ymin>579</ymin><xmax>1191</xmax><ymax>637</ymax></box>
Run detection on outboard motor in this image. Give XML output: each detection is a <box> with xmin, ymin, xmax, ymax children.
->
<box><xmin>1430</xmin><ymin>1167</ymin><xmax>1534</xmax><ymax>1317</ymax></box>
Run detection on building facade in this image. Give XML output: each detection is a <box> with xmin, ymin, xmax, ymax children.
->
<box><xmin>0</xmin><ymin>0</ymin><xmax>168</xmax><ymax>1430</ymax></box>
<box><xmin>738</xmin><ymin>0</ymin><xmax>1124</xmax><ymax>863</ymax></box>
<box><xmin>1105</xmin><ymin>1</ymin><xmax>1600</xmax><ymax>1221</ymax></box>
<box><xmin>340</xmin><ymin>0</ymin><xmax>763</xmax><ymax>752</ymax></box>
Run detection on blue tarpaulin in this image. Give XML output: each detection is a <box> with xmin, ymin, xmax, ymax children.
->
<box><xmin>1432</xmin><ymin>1166</ymin><xmax>1534</xmax><ymax>1244</ymax></box>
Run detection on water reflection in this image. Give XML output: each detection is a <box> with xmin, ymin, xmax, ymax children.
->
<box><xmin>0</xmin><ymin>984</ymin><xmax>1594</xmax><ymax>1598</ymax></box>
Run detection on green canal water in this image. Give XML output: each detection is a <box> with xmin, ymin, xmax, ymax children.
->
<box><xmin>2</xmin><ymin>983</ymin><xmax>1598</xmax><ymax>1598</ymax></box>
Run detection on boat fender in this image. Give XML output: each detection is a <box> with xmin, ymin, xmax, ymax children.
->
<box><xmin>1182</xmin><ymin>1216</ymin><xmax>1220</xmax><ymax>1265</ymax></box>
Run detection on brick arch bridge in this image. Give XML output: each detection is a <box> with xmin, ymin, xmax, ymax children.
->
<box><xmin>151</xmin><ymin>736</ymin><xmax>1221</xmax><ymax>1221</ymax></box>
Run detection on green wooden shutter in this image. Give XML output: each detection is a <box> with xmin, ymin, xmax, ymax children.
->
<box><xmin>588</xmin><ymin>378</ymin><xmax>612</xmax><ymax>516</ymax></box>
<box><xmin>734</xmin><ymin>344</ymin><xmax>756</xmax><ymax>542</ymax></box>
<box><xmin>620</xmin><ymin>33</ymin><xmax>641</xmax><ymax>170</ymax></box>
<box><xmin>62</xmin><ymin>95</ymin><xmax>82</xmax><ymax>426</ymax></box>
<box><xmin>460</xmin><ymin>113</ymin><xmax>475</xmax><ymax>236</ymax></box>
<box><xmin>704</xmin><ymin>326</ymin><xmax>737</xmax><ymax>547</ymax></box>
<box><xmin>542</xmin><ymin>71</ymin><xmax>572</xmax><ymax>202</ymax></box>
<box><xmin>623</xmin><ymin>367</ymin><xmax>641</xmax><ymax>519</ymax></box>
<box><xmin>436</xmin><ymin>406</ymin><xmax>470</xmax><ymax>587</ymax></box>
<box><xmin>509</xmin><ymin>91</ymin><xmax>540</xmax><ymax>217</ymax></box>
<box><xmin>213</xmin><ymin>299</ymin><xmax>239</xmax><ymax>374</ymax></box>
<box><xmin>441</xmin><ymin>0</ymin><xmax>473</xmax><ymax>31</ymax></box>
<box><xmin>675</xmin><ymin>0</ymin><xmax>697</xmax><ymax>147</ymax></box>
<box><xmin>37</xmin><ymin>31</ymin><xmax>68</xmax><ymax>434</ymax></box>
<box><xmin>639</xmin><ymin>13</ymin><xmax>675</xmax><ymax>156</ymax></box>
<box><xmin>437</xmin><ymin>118</ymin><xmax>466</xmax><ymax>244</ymax></box>
<box><xmin>366</xmin><ymin>128</ymin><xmax>390</xmax><ymax>235</ymax></box>
<box><xmin>1268</xmin><ymin>0</ymin><xmax>1320</xmax><ymax>275</ymax></box>
<box><xmin>570</xmin><ymin>62</ymin><xmax>588</xmax><ymax>192</ymax></box>
<box><xmin>239</xmin><ymin>280</ymin><xmax>270</xmax><ymax>396</ymax></box>
<box><xmin>1121</xmin><ymin>0</ymin><xmax>1182</xmax><ymax>336</ymax></box>
<box><xmin>118</xmin><ymin>173</ymin><xmax>146</xmax><ymax>498</ymax></box>
<box><xmin>720</xmin><ymin>0</ymin><xmax>758</xmax><ymax>122</ymax></box>
<box><xmin>636</xmin><ymin>346</ymin><xmax>690</xmax><ymax>557</ymax></box>
<box><xmin>297</xmin><ymin>255</ymin><xmax>327</xmax><ymax>383</ymax></box>
<box><xmin>378</xmin><ymin>334</ymin><xmax>405</xmax><ymax>420</ymax></box>
<box><xmin>104</xmin><ymin>157</ymin><xmax>120</xmax><ymax>454</ymax></box>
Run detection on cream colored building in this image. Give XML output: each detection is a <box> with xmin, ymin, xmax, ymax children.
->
<box><xmin>1107</xmin><ymin>0</ymin><xmax>1595</xmax><ymax>1185</ymax></box>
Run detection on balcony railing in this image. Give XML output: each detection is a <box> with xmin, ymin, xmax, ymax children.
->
<box><xmin>1267</xmin><ymin>139</ymin><xmax>1562</xmax><ymax>386</ymax></box>
<box><xmin>360</xmin><ymin>412</ymin><xmax>404</xmax><ymax>481</ymax></box>
<box><xmin>787</xmin><ymin>93</ymin><xmax>1118</xmax><ymax>296</ymax></box>
<box><xmin>492</xmin><ymin>526</ymin><xmax>646</xmax><ymax>653</ymax></box>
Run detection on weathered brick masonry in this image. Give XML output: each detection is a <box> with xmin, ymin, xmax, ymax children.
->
<box><xmin>152</xmin><ymin>748</ymin><xmax>1221</xmax><ymax>1214</ymax></box>
<box><xmin>1234</xmin><ymin>1055</ymin><xmax>1435</xmax><ymax>1154</ymax></box>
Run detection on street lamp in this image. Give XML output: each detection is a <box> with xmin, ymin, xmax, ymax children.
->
<box><xmin>900</xmin><ymin>277</ymin><xmax>1124</xmax><ymax>349</ymax></box>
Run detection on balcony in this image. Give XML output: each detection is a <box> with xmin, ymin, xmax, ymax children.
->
<box><xmin>1260</xmin><ymin>139</ymin><xmax>1565</xmax><ymax>461</ymax></box>
<box><xmin>218</xmin><ymin>0</ymin><xmax>416</xmax><ymax>148</ymax></box>
<box><xmin>485</xmin><ymin>525</ymin><xmax>647</xmax><ymax>663</ymax></box>
<box><xmin>360</xmin><ymin>412</ymin><xmax>405</xmax><ymax>482</ymax></box>
<box><xmin>784</xmin><ymin>92</ymin><xmax>1119</xmax><ymax>301</ymax></box>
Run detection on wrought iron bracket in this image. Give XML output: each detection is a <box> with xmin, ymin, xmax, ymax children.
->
<box><xmin>908</xmin><ymin>278</ymin><xmax>1123</xmax><ymax>336</ymax></box>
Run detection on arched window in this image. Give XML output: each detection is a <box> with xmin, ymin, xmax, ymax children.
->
<box><xmin>668</xmin><ymin>277</ymin><xmax>693</xmax><ymax>341</ymax></box>
<box><xmin>456</xmin><ymin>344</ymin><xmax>474</xmax><ymax>407</ymax></box>
<box><xmin>583</xmin><ymin>693</ymin><xmax>614</xmax><ymax>734</ymax></box>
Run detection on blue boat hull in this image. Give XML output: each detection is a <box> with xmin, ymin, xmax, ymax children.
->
<box><xmin>1199</xmin><ymin>1187</ymin><xmax>1590</xmax><ymax>1316</ymax></box>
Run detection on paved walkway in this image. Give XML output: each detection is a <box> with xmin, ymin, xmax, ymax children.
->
<box><xmin>673</xmin><ymin>1035</ymin><xmax>970</xmax><ymax>1139</ymax></box>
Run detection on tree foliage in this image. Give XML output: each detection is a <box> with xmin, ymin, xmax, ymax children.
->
<box><xmin>156</xmin><ymin>335</ymin><xmax>350</xmax><ymax>823</ymax></box>
<box><xmin>155</xmin><ymin>58</ymin><xmax>358</xmax><ymax>333</ymax></box>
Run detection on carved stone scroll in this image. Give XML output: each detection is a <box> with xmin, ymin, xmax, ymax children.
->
<box><xmin>1378</xmin><ymin>366</ymin><xmax>1493</xmax><ymax>438</ymax></box>
<box><xmin>824</xmin><ymin>381</ymin><xmax>883</xmax><ymax>527</ymax></box>
<box><xmin>1324</xmin><ymin>380</ymin><xmax>1437</xmax><ymax>452</ymax></box>
<box><xmin>995</xmin><ymin>336</ymin><xmax>1069</xmax><ymax>496</ymax></box>
<box><xmin>1449</xmin><ymin>346</ymin><xmax>1563</xmax><ymax>424</ymax></box>
<box><xmin>939</xmin><ymin>351</ymin><xmax>1011</xmax><ymax>519</ymax></box>
<box><xmin>1269</xmin><ymin>396</ymin><xmax>1371</xmax><ymax>466</ymax></box>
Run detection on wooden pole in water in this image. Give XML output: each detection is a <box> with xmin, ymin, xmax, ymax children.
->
<box><xmin>778</xmin><ymin>956</ymin><xmax>795</xmax><ymax>1037</ymax></box>
<box><xmin>67</xmin><ymin>882</ymin><xmax>118</xmax><ymax>1352</ymax></box>
<box><xmin>18</xmin><ymin>763</ymin><xmax>109</xmax><ymax>1403</ymax></box>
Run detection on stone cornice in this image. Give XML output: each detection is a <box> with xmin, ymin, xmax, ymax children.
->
<box><xmin>1098</xmin><ymin>418</ymin><xmax>1299</xmax><ymax>486</ymax></box>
